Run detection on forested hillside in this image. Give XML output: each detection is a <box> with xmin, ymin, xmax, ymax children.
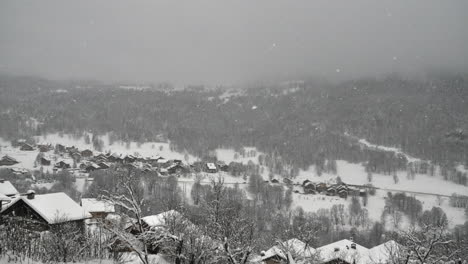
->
<box><xmin>1</xmin><ymin>73</ymin><xmax>467</xmax><ymax>182</ymax></box>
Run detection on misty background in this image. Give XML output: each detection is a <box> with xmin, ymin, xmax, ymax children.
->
<box><xmin>1</xmin><ymin>0</ymin><xmax>467</xmax><ymax>85</ymax></box>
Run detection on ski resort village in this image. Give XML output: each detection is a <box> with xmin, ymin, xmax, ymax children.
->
<box><xmin>0</xmin><ymin>132</ymin><xmax>467</xmax><ymax>263</ymax></box>
<box><xmin>2</xmin><ymin>1</ymin><xmax>468</xmax><ymax>262</ymax></box>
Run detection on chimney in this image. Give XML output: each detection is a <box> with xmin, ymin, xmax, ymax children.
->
<box><xmin>26</xmin><ymin>190</ymin><xmax>35</xmax><ymax>200</ymax></box>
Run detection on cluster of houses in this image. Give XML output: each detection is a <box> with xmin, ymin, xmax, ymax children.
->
<box><xmin>300</xmin><ymin>180</ymin><xmax>369</xmax><ymax>200</ymax></box>
<box><xmin>1</xmin><ymin>141</ymin><xmax>233</xmax><ymax>179</ymax></box>
<box><xmin>3</xmin><ymin>179</ymin><xmax>459</xmax><ymax>264</ymax></box>
<box><xmin>0</xmin><ymin>179</ymin><xmax>404</xmax><ymax>264</ymax></box>
<box><xmin>258</xmin><ymin>238</ymin><xmax>403</xmax><ymax>264</ymax></box>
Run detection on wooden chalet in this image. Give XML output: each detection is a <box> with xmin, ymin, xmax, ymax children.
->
<box><xmin>205</xmin><ymin>162</ymin><xmax>218</xmax><ymax>173</ymax></box>
<box><xmin>55</xmin><ymin>143</ymin><xmax>66</xmax><ymax>153</ymax></box>
<box><xmin>316</xmin><ymin>183</ymin><xmax>327</xmax><ymax>193</ymax></box>
<box><xmin>38</xmin><ymin>144</ymin><xmax>53</xmax><ymax>152</ymax></box>
<box><xmin>20</xmin><ymin>143</ymin><xmax>34</xmax><ymax>151</ymax></box>
<box><xmin>317</xmin><ymin>239</ymin><xmax>368</xmax><ymax>264</ymax></box>
<box><xmin>326</xmin><ymin>186</ymin><xmax>337</xmax><ymax>196</ymax></box>
<box><xmin>55</xmin><ymin>160</ymin><xmax>71</xmax><ymax>169</ymax></box>
<box><xmin>303</xmin><ymin>182</ymin><xmax>316</xmax><ymax>194</ymax></box>
<box><xmin>40</xmin><ymin>157</ymin><xmax>51</xmax><ymax>166</ymax></box>
<box><xmin>0</xmin><ymin>155</ymin><xmax>19</xmax><ymax>166</ymax></box>
<box><xmin>271</xmin><ymin>179</ymin><xmax>280</xmax><ymax>184</ymax></box>
<box><xmin>85</xmin><ymin>163</ymin><xmax>101</xmax><ymax>172</ymax></box>
<box><xmin>283</xmin><ymin>178</ymin><xmax>293</xmax><ymax>185</ymax></box>
<box><xmin>0</xmin><ymin>191</ymin><xmax>91</xmax><ymax>231</ymax></box>
<box><xmin>216</xmin><ymin>161</ymin><xmax>229</xmax><ymax>172</ymax></box>
<box><xmin>166</xmin><ymin>163</ymin><xmax>187</xmax><ymax>174</ymax></box>
<box><xmin>81</xmin><ymin>149</ymin><xmax>93</xmax><ymax>157</ymax></box>
<box><xmin>260</xmin><ymin>239</ymin><xmax>316</xmax><ymax>264</ymax></box>
<box><xmin>123</xmin><ymin>155</ymin><xmax>136</xmax><ymax>163</ymax></box>
<box><xmin>98</xmin><ymin>162</ymin><xmax>111</xmax><ymax>169</ymax></box>
<box><xmin>80</xmin><ymin>198</ymin><xmax>115</xmax><ymax>219</ymax></box>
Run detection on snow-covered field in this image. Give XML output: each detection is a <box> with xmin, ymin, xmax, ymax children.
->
<box><xmin>215</xmin><ymin>147</ymin><xmax>261</xmax><ymax>165</ymax></box>
<box><xmin>37</xmin><ymin>133</ymin><xmax>197</xmax><ymax>162</ymax></box>
<box><xmin>295</xmin><ymin>160</ymin><xmax>468</xmax><ymax>197</ymax></box>
<box><xmin>2</xmin><ymin>135</ymin><xmax>467</xmax><ymax>228</ymax></box>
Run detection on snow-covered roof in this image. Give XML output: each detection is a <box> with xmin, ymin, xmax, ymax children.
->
<box><xmin>157</xmin><ymin>158</ymin><xmax>168</xmax><ymax>164</ymax></box>
<box><xmin>0</xmin><ymin>180</ymin><xmax>19</xmax><ymax>196</ymax></box>
<box><xmin>86</xmin><ymin>162</ymin><xmax>101</xmax><ymax>169</ymax></box>
<box><xmin>283</xmin><ymin>238</ymin><xmax>316</xmax><ymax>257</ymax></box>
<box><xmin>206</xmin><ymin>162</ymin><xmax>217</xmax><ymax>170</ymax></box>
<box><xmin>142</xmin><ymin>210</ymin><xmax>182</xmax><ymax>228</ymax></box>
<box><xmin>0</xmin><ymin>193</ymin><xmax>11</xmax><ymax>201</ymax></box>
<box><xmin>261</xmin><ymin>245</ymin><xmax>286</xmax><ymax>261</ymax></box>
<box><xmin>317</xmin><ymin>239</ymin><xmax>368</xmax><ymax>264</ymax></box>
<box><xmin>81</xmin><ymin>198</ymin><xmax>115</xmax><ymax>213</ymax></box>
<box><xmin>261</xmin><ymin>239</ymin><xmax>315</xmax><ymax>261</ymax></box>
<box><xmin>1</xmin><ymin>155</ymin><xmax>18</xmax><ymax>162</ymax></box>
<box><xmin>2</xmin><ymin>192</ymin><xmax>91</xmax><ymax>224</ymax></box>
<box><xmin>367</xmin><ymin>240</ymin><xmax>402</xmax><ymax>264</ymax></box>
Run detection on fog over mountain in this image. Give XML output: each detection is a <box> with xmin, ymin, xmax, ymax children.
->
<box><xmin>1</xmin><ymin>0</ymin><xmax>467</xmax><ymax>84</ymax></box>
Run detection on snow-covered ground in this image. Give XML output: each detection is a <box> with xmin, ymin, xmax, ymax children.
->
<box><xmin>215</xmin><ymin>147</ymin><xmax>261</xmax><ymax>165</ymax></box>
<box><xmin>295</xmin><ymin>160</ymin><xmax>468</xmax><ymax>197</ymax></box>
<box><xmin>290</xmin><ymin>159</ymin><xmax>468</xmax><ymax>228</ymax></box>
<box><xmin>36</xmin><ymin>133</ymin><xmax>196</xmax><ymax>162</ymax></box>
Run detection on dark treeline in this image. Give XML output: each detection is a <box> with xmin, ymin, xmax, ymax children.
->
<box><xmin>1</xmin><ymin>73</ymin><xmax>467</xmax><ymax>184</ymax></box>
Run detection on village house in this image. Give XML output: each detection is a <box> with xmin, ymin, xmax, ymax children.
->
<box><xmin>216</xmin><ymin>161</ymin><xmax>229</xmax><ymax>172</ymax></box>
<box><xmin>55</xmin><ymin>143</ymin><xmax>66</xmax><ymax>153</ymax></box>
<box><xmin>283</xmin><ymin>178</ymin><xmax>293</xmax><ymax>185</ymax></box>
<box><xmin>303</xmin><ymin>182</ymin><xmax>316</xmax><ymax>194</ymax></box>
<box><xmin>98</xmin><ymin>162</ymin><xmax>111</xmax><ymax>169</ymax></box>
<box><xmin>205</xmin><ymin>162</ymin><xmax>218</xmax><ymax>173</ymax></box>
<box><xmin>260</xmin><ymin>238</ymin><xmax>316</xmax><ymax>264</ymax></box>
<box><xmin>316</xmin><ymin>183</ymin><xmax>327</xmax><ymax>193</ymax></box>
<box><xmin>0</xmin><ymin>155</ymin><xmax>19</xmax><ymax>166</ymax></box>
<box><xmin>55</xmin><ymin>160</ymin><xmax>71</xmax><ymax>169</ymax></box>
<box><xmin>81</xmin><ymin>149</ymin><xmax>93</xmax><ymax>157</ymax></box>
<box><xmin>0</xmin><ymin>191</ymin><xmax>91</xmax><ymax>231</ymax></box>
<box><xmin>85</xmin><ymin>162</ymin><xmax>101</xmax><ymax>173</ymax></box>
<box><xmin>326</xmin><ymin>186</ymin><xmax>337</xmax><ymax>196</ymax></box>
<box><xmin>70</xmin><ymin>151</ymin><xmax>82</xmax><ymax>161</ymax></box>
<box><xmin>123</xmin><ymin>154</ymin><xmax>137</xmax><ymax>163</ymax></box>
<box><xmin>93</xmin><ymin>153</ymin><xmax>108</xmax><ymax>163</ymax></box>
<box><xmin>166</xmin><ymin>163</ymin><xmax>187</xmax><ymax>174</ymax></box>
<box><xmin>40</xmin><ymin>157</ymin><xmax>51</xmax><ymax>166</ymax></box>
<box><xmin>9</xmin><ymin>168</ymin><xmax>29</xmax><ymax>176</ymax></box>
<box><xmin>0</xmin><ymin>179</ymin><xmax>19</xmax><ymax>197</ymax></box>
<box><xmin>20</xmin><ymin>143</ymin><xmax>35</xmax><ymax>151</ymax></box>
<box><xmin>107</xmin><ymin>153</ymin><xmax>123</xmax><ymax>163</ymax></box>
<box><xmin>37</xmin><ymin>143</ymin><xmax>53</xmax><ymax>152</ymax></box>
<box><xmin>317</xmin><ymin>239</ymin><xmax>368</xmax><ymax>264</ymax></box>
<box><xmin>80</xmin><ymin>198</ymin><xmax>115</xmax><ymax>219</ymax></box>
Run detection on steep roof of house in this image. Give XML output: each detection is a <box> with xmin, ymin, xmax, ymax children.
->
<box><xmin>1</xmin><ymin>192</ymin><xmax>91</xmax><ymax>224</ymax></box>
<box><xmin>81</xmin><ymin>198</ymin><xmax>115</xmax><ymax>213</ymax></box>
<box><xmin>1</xmin><ymin>155</ymin><xmax>19</xmax><ymax>163</ymax></box>
<box><xmin>261</xmin><ymin>238</ymin><xmax>315</xmax><ymax>261</ymax></box>
<box><xmin>0</xmin><ymin>180</ymin><xmax>19</xmax><ymax>196</ymax></box>
<box><xmin>317</xmin><ymin>239</ymin><xmax>369</xmax><ymax>264</ymax></box>
<box><xmin>367</xmin><ymin>240</ymin><xmax>402</xmax><ymax>264</ymax></box>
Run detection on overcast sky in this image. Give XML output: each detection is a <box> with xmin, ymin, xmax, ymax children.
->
<box><xmin>1</xmin><ymin>0</ymin><xmax>467</xmax><ymax>85</ymax></box>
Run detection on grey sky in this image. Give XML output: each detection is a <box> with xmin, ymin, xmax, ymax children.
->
<box><xmin>1</xmin><ymin>0</ymin><xmax>467</xmax><ymax>85</ymax></box>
